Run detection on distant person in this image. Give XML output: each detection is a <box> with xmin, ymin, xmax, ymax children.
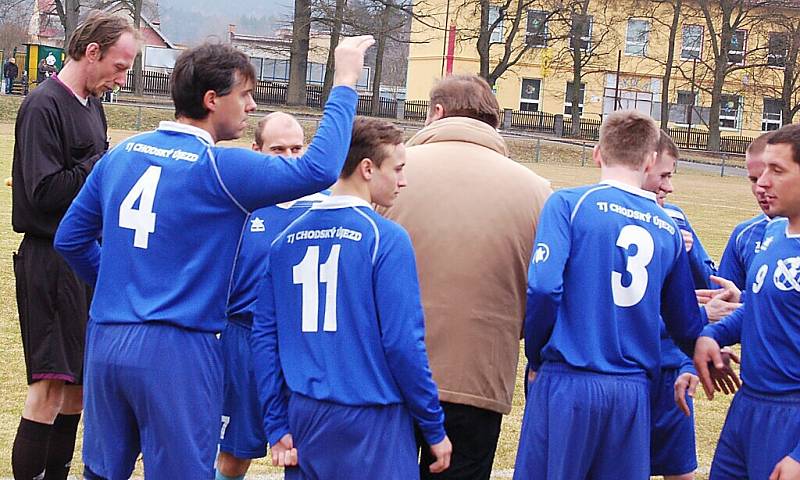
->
<box><xmin>252</xmin><ymin>116</ymin><xmax>452</xmax><ymax>478</ymax></box>
<box><xmin>54</xmin><ymin>37</ymin><xmax>373</xmax><ymax>479</ymax></box>
<box><xmin>4</xmin><ymin>57</ymin><xmax>18</xmax><ymax>94</ymax></box>
<box><xmin>515</xmin><ymin>110</ymin><xmax>703</xmax><ymax>479</ymax></box>
<box><xmin>10</xmin><ymin>12</ymin><xmax>138</xmax><ymax>480</ymax></box>
<box><xmin>380</xmin><ymin>74</ymin><xmax>552</xmax><ymax>480</ymax></box>
<box><xmin>215</xmin><ymin>111</ymin><xmax>328</xmax><ymax>480</ymax></box>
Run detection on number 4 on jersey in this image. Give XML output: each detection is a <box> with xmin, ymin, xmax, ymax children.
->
<box><xmin>119</xmin><ymin>166</ymin><xmax>162</xmax><ymax>249</ymax></box>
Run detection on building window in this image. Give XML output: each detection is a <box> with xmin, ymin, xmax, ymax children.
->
<box><xmin>728</xmin><ymin>30</ymin><xmax>746</xmax><ymax>65</ymax></box>
<box><xmin>564</xmin><ymin>81</ymin><xmax>586</xmax><ymax>115</ymax></box>
<box><xmin>570</xmin><ymin>14</ymin><xmax>592</xmax><ymax>51</ymax></box>
<box><xmin>520</xmin><ymin>79</ymin><xmax>541</xmax><ymax>111</ymax></box>
<box><xmin>768</xmin><ymin>33</ymin><xmax>788</xmax><ymax>67</ymax></box>
<box><xmin>681</xmin><ymin>25</ymin><xmax>703</xmax><ymax>60</ymax></box>
<box><xmin>307</xmin><ymin>62</ymin><xmax>325</xmax><ymax>84</ymax></box>
<box><xmin>526</xmin><ymin>10</ymin><xmax>548</xmax><ymax>47</ymax></box>
<box><xmin>762</xmin><ymin>98</ymin><xmax>783</xmax><ymax>131</ymax></box>
<box><xmin>489</xmin><ymin>6</ymin><xmax>505</xmax><ymax>44</ymax></box>
<box><xmin>720</xmin><ymin>94</ymin><xmax>741</xmax><ymax>129</ymax></box>
<box><xmin>677</xmin><ymin>90</ymin><xmax>697</xmax><ymax>106</ymax></box>
<box><xmin>625</xmin><ymin>19</ymin><xmax>650</xmax><ymax>56</ymax></box>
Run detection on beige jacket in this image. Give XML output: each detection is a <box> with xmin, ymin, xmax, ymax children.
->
<box><xmin>381</xmin><ymin>117</ymin><xmax>552</xmax><ymax>414</ymax></box>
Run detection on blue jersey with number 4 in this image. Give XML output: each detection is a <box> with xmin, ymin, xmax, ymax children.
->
<box><xmin>524</xmin><ymin>180</ymin><xmax>703</xmax><ymax>377</ymax></box>
<box><xmin>251</xmin><ymin>195</ymin><xmax>445</xmax><ymax>447</ymax></box>
<box><xmin>54</xmin><ymin>86</ymin><xmax>357</xmax><ymax>333</ymax></box>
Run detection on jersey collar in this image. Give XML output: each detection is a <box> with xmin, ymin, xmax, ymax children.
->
<box><xmin>600</xmin><ymin>180</ymin><xmax>657</xmax><ymax>202</ymax></box>
<box><xmin>312</xmin><ymin>195</ymin><xmax>373</xmax><ymax>210</ymax></box>
<box><xmin>157</xmin><ymin>121</ymin><xmax>215</xmax><ymax>146</ymax></box>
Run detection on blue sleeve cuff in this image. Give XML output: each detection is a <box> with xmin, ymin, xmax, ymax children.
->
<box><xmin>267</xmin><ymin>425</ymin><xmax>290</xmax><ymax>447</ymax></box>
<box><xmin>421</xmin><ymin>425</ymin><xmax>446</xmax><ymax>447</ymax></box>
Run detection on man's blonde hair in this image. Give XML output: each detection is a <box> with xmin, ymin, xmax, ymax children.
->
<box><xmin>599</xmin><ymin>110</ymin><xmax>660</xmax><ymax>168</ymax></box>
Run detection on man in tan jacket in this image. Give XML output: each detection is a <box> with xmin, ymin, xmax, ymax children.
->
<box><xmin>381</xmin><ymin>75</ymin><xmax>551</xmax><ymax>479</ymax></box>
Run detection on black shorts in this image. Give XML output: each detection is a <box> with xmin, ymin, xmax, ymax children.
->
<box><xmin>14</xmin><ymin>235</ymin><xmax>91</xmax><ymax>385</ymax></box>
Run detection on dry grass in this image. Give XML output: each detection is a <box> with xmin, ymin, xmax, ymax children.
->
<box><xmin>0</xmin><ymin>101</ymin><xmax>759</xmax><ymax>478</ymax></box>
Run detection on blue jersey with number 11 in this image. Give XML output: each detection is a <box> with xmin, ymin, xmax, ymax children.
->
<box><xmin>524</xmin><ymin>180</ymin><xmax>703</xmax><ymax>377</ymax></box>
<box><xmin>251</xmin><ymin>195</ymin><xmax>445</xmax><ymax>447</ymax></box>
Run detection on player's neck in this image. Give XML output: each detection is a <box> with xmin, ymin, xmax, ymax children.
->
<box><xmin>175</xmin><ymin>117</ymin><xmax>217</xmax><ymax>142</ymax></box>
<box><xmin>788</xmin><ymin>215</ymin><xmax>800</xmax><ymax>235</ymax></box>
<box><xmin>600</xmin><ymin>164</ymin><xmax>646</xmax><ymax>190</ymax></box>
<box><xmin>56</xmin><ymin>61</ymin><xmax>90</xmax><ymax>98</ymax></box>
<box><xmin>330</xmin><ymin>179</ymin><xmax>371</xmax><ymax>204</ymax></box>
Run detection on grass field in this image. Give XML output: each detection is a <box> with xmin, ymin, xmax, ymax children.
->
<box><xmin>0</xmin><ymin>97</ymin><xmax>759</xmax><ymax>478</ymax></box>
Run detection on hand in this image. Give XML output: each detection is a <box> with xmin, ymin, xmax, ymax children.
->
<box><xmin>770</xmin><ymin>455</ymin><xmax>800</xmax><ymax>480</ymax></box>
<box><xmin>693</xmin><ymin>336</ymin><xmax>724</xmax><ymax>400</ymax></box>
<box><xmin>709</xmin><ymin>275</ymin><xmax>741</xmax><ymax>303</ymax></box>
<box><xmin>428</xmin><ymin>436</ymin><xmax>453</xmax><ymax>473</ymax></box>
<box><xmin>680</xmin><ymin>229</ymin><xmax>694</xmax><ymax>252</ymax></box>
<box><xmin>333</xmin><ymin>35</ymin><xmax>375</xmax><ymax>88</ymax></box>
<box><xmin>705</xmin><ymin>297</ymin><xmax>742</xmax><ymax>322</ymax></box>
<box><xmin>674</xmin><ymin>372</ymin><xmax>699</xmax><ymax>417</ymax></box>
<box><xmin>710</xmin><ymin>348</ymin><xmax>741</xmax><ymax>395</ymax></box>
<box><xmin>270</xmin><ymin>433</ymin><xmax>298</xmax><ymax>467</ymax></box>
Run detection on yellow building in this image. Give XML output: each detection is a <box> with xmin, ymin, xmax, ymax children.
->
<box><xmin>406</xmin><ymin>0</ymin><xmax>798</xmax><ymax>138</ymax></box>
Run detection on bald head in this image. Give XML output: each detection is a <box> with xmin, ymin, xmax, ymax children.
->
<box><xmin>253</xmin><ymin>112</ymin><xmax>305</xmax><ymax>157</ymax></box>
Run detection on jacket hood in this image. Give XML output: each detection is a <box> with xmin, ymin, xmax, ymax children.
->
<box><xmin>406</xmin><ymin>117</ymin><xmax>509</xmax><ymax>156</ymax></box>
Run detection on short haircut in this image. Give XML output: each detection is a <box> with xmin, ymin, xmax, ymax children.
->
<box><xmin>254</xmin><ymin>112</ymin><xmax>301</xmax><ymax>147</ymax></box>
<box><xmin>171</xmin><ymin>43</ymin><xmax>256</xmax><ymax>121</ymax></box>
<box><xmin>341</xmin><ymin>117</ymin><xmax>404</xmax><ymax>178</ymax></box>
<box><xmin>766</xmin><ymin>124</ymin><xmax>800</xmax><ymax>165</ymax></box>
<box><xmin>657</xmin><ymin>130</ymin><xmax>680</xmax><ymax>159</ymax></box>
<box><xmin>598</xmin><ymin>110</ymin><xmax>660</xmax><ymax>168</ymax></box>
<box><xmin>67</xmin><ymin>11</ymin><xmax>138</xmax><ymax>61</ymax></box>
<box><xmin>747</xmin><ymin>130</ymin><xmax>776</xmax><ymax>156</ymax></box>
<box><xmin>428</xmin><ymin>75</ymin><xmax>500</xmax><ymax>128</ymax></box>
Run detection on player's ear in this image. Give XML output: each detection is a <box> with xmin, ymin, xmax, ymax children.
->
<box><xmin>359</xmin><ymin>158</ymin><xmax>374</xmax><ymax>180</ymax></box>
<box><xmin>592</xmin><ymin>145</ymin><xmax>603</xmax><ymax>168</ymax></box>
<box><xmin>644</xmin><ymin>151</ymin><xmax>658</xmax><ymax>172</ymax></box>
<box><xmin>203</xmin><ymin>90</ymin><xmax>217</xmax><ymax>113</ymax></box>
<box><xmin>85</xmin><ymin>42</ymin><xmax>101</xmax><ymax>62</ymax></box>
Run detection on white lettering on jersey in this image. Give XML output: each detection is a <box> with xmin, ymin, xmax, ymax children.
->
<box><xmin>753</xmin><ymin>264</ymin><xmax>768</xmax><ymax>294</ymax></box>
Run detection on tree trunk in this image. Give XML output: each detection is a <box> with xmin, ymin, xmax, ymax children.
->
<box><xmin>288</xmin><ymin>0</ymin><xmax>311</xmax><ymax>106</ymax></box>
<box><xmin>781</xmin><ymin>33</ymin><xmax>798</xmax><ymax>125</ymax></box>
<box><xmin>370</xmin><ymin>3</ymin><xmax>391</xmax><ymax>116</ymax></box>
<box><xmin>706</xmin><ymin>8</ymin><xmax>733</xmax><ymax>152</ymax></box>
<box><xmin>321</xmin><ymin>0</ymin><xmax>345</xmax><ymax>103</ymax></box>
<box><xmin>660</xmin><ymin>0</ymin><xmax>681</xmax><ymax>131</ymax></box>
<box><xmin>55</xmin><ymin>0</ymin><xmax>80</xmax><ymax>48</ymax></box>
<box><xmin>478</xmin><ymin>0</ymin><xmax>491</xmax><ymax>81</ymax></box>
<box><xmin>133</xmin><ymin>0</ymin><xmax>144</xmax><ymax>96</ymax></box>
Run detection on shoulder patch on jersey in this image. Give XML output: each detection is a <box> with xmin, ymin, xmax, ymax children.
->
<box><xmin>250</xmin><ymin>217</ymin><xmax>265</xmax><ymax>232</ymax></box>
<box><xmin>533</xmin><ymin>243</ymin><xmax>550</xmax><ymax>263</ymax></box>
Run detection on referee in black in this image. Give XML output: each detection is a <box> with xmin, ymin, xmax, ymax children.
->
<box><xmin>10</xmin><ymin>12</ymin><xmax>138</xmax><ymax>480</ymax></box>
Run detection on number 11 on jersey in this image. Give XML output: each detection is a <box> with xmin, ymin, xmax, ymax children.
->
<box><xmin>293</xmin><ymin>244</ymin><xmax>341</xmax><ymax>332</ymax></box>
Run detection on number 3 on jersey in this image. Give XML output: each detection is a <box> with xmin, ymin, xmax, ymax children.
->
<box><xmin>119</xmin><ymin>166</ymin><xmax>162</xmax><ymax>249</ymax></box>
<box><xmin>293</xmin><ymin>245</ymin><xmax>341</xmax><ymax>332</ymax></box>
<box><xmin>612</xmin><ymin>225</ymin><xmax>654</xmax><ymax>307</ymax></box>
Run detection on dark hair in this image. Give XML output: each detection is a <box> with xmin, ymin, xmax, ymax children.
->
<box><xmin>170</xmin><ymin>43</ymin><xmax>256</xmax><ymax>120</ymax></box>
<box><xmin>341</xmin><ymin>117</ymin><xmax>404</xmax><ymax>178</ymax></box>
<box><xmin>657</xmin><ymin>130</ymin><xmax>679</xmax><ymax>159</ymax></box>
<box><xmin>598</xmin><ymin>110</ymin><xmax>659</xmax><ymax>168</ymax></box>
<box><xmin>429</xmin><ymin>75</ymin><xmax>500</xmax><ymax>128</ymax></box>
<box><xmin>766</xmin><ymin>124</ymin><xmax>800</xmax><ymax>165</ymax></box>
<box><xmin>747</xmin><ymin>130</ymin><xmax>776</xmax><ymax>157</ymax></box>
<box><xmin>67</xmin><ymin>11</ymin><xmax>138</xmax><ymax>61</ymax></box>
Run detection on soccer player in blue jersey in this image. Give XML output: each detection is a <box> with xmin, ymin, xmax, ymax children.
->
<box><xmin>717</xmin><ymin>132</ymin><xmax>775</xmax><ymax>291</ymax></box>
<box><xmin>53</xmin><ymin>36</ymin><xmax>374</xmax><ymax>479</ymax></box>
<box><xmin>251</xmin><ymin>117</ymin><xmax>452</xmax><ymax>479</ymax></box>
<box><xmin>216</xmin><ymin>112</ymin><xmax>328</xmax><ymax>480</ymax></box>
<box><xmin>515</xmin><ymin>110</ymin><xmax>703</xmax><ymax>479</ymax></box>
<box><xmin>694</xmin><ymin>124</ymin><xmax>800</xmax><ymax>480</ymax></box>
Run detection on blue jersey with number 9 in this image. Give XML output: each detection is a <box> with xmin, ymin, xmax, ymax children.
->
<box><xmin>524</xmin><ymin>180</ymin><xmax>703</xmax><ymax>377</ymax></box>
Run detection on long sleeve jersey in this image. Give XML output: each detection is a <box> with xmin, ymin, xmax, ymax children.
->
<box><xmin>54</xmin><ymin>86</ymin><xmax>357</xmax><ymax>333</ymax></box>
<box><xmin>718</xmin><ymin>213</ymin><xmax>771</xmax><ymax>291</ymax></box>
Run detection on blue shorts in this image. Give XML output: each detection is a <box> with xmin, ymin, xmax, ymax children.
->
<box><xmin>82</xmin><ymin>322</ymin><xmax>222</xmax><ymax>480</ymax></box>
<box><xmin>710</xmin><ymin>386</ymin><xmax>800</xmax><ymax>479</ymax></box>
<box><xmin>650</xmin><ymin>368</ymin><xmax>697</xmax><ymax>476</ymax></box>
<box><xmin>514</xmin><ymin>363</ymin><xmax>651</xmax><ymax>480</ymax></box>
<box><xmin>286</xmin><ymin>393</ymin><xmax>418</xmax><ymax>480</ymax></box>
<box><xmin>219</xmin><ymin>321</ymin><xmax>268</xmax><ymax>459</ymax></box>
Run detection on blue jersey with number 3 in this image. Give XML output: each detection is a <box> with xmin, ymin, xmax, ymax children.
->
<box><xmin>524</xmin><ymin>180</ymin><xmax>703</xmax><ymax>377</ymax></box>
<box><xmin>251</xmin><ymin>195</ymin><xmax>445</xmax><ymax>447</ymax></box>
<box><xmin>54</xmin><ymin>86</ymin><xmax>358</xmax><ymax>333</ymax></box>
